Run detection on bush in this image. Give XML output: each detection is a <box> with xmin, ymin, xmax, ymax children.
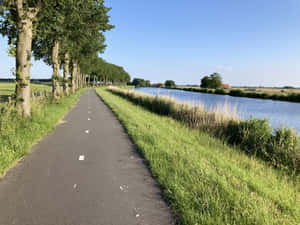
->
<box><xmin>226</xmin><ymin>118</ymin><xmax>272</xmax><ymax>156</ymax></box>
<box><xmin>268</xmin><ymin>127</ymin><xmax>300</xmax><ymax>173</ymax></box>
<box><xmin>229</xmin><ymin>89</ymin><xmax>245</xmax><ymax>97</ymax></box>
<box><xmin>215</xmin><ymin>88</ymin><xmax>227</xmax><ymax>95</ymax></box>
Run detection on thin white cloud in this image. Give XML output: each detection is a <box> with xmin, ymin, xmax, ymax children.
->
<box><xmin>216</xmin><ymin>65</ymin><xmax>233</xmax><ymax>72</ymax></box>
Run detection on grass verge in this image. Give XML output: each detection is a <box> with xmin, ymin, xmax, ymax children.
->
<box><xmin>96</xmin><ymin>87</ymin><xmax>299</xmax><ymax>225</ymax></box>
<box><xmin>0</xmin><ymin>90</ymin><xmax>83</xmax><ymax>177</ymax></box>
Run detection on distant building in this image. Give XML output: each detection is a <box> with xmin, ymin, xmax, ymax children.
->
<box><xmin>151</xmin><ymin>83</ymin><xmax>163</xmax><ymax>87</ymax></box>
<box><xmin>222</xmin><ymin>84</ymin><xmax>230</xmax><ymax>89</ymax></box>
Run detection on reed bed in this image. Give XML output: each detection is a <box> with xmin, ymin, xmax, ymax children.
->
<box><xmin>108</xmin><ymin>86</ymin><xmax>300</xmax><ymax>174</ymax></box>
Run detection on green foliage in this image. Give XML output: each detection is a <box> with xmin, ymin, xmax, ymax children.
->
<box><xmin>87</xmin><ymin>58</ymin><xmax>130</xmax><ymax>84</ymax></box>
<box><xmin>201</xmin><ymin>73</ymin><xmax>222</xmax><ymax>89</ymax></box>
<box><xmin>131</xmin><ymin>78</ymin><xmax>150</xmax><ymax>87</ymax></box>
<box><xmin>164</xmin><ymin>80</ymin><xmax>176</xmax><ymax>88</ymax></box>
<box><xmin>269</xmin><ymin>127</ymin><xmax>300</xmax><ymax>172</ymax></box>
<box><xmin>214</xmin><ymin>88</ymin><xmax>227</xmax><ymax>95</ymax></box>
<box><xmin>226</xmin><ymin>118</ymin><xmax>272</xmax><ymax>155</ymax></box>
<box><xmin>97</xmin><ymin>88</ymin><xmax>300</xmax><ymax>225</ymax></box>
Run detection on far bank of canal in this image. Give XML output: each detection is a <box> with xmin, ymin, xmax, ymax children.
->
<box><xmin>135</xmin><ymin>87</ymin><xmax>300</xmax><ymax>133</ymax></box>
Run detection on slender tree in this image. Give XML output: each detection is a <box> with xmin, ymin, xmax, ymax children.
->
<box><xmin>0</xmin><ymin>0</ymin><xmax>42</xmax><ymax>116</ymax></box>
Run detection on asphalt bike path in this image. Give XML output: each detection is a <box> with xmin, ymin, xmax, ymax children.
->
<box><xmin>0</xmin><ymin>89</ymin><xmax>175</xmax><ymax>225</ymax></box>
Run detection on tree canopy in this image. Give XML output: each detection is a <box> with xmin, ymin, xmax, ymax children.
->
<box><xmin>201</xmin><ymin>73</ymin><xmax>223</xmax><ymax>89</ymax></box>
<box><xmin>0</xmin><ymin>0</ymin><xmax>130</xmax><ymax>115</ymax></box>
<box><xmin>132</xmin><ymin>78</ymin><xmax>150</xmax><ymax>87</ymax></box>
<box><xmin>164</xmin><ymin>80</ymin><xmax>176</xmax><ymax>88</ymax></box>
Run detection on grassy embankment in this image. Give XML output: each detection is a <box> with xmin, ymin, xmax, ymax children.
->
<box><xmin>108</xmin><ymin>87</ymin><xmax>299</xmax><ymax>174</ymax></box>
<box><xmin>0</xmin><ymin>85</ymin><xmax>83</xmax><ymax>177</ymax></box>
<box><xmin>96</xmin><ymin>87</ymin><xmax>299</xmax><ymax>225</ymax></box>
<box><xmin>171</xmin><ymin>86</ymin><xmax>300</xmax><ymax>103</ymax></box>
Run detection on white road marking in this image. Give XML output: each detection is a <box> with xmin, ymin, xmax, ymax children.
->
<box><xmin>136</xmin><ymin>214</ymin><xmax>140</xmax><ymax>218</ymax></box>
<box><xmin>79</xmin><ymin>155</ymin><xmax>85</xmax><ymax>161</ymax></box>
<box><xmin>85</xmin><ymin>130</ymin><xmax>90</xmax><ymax>134</ymax></box>
<box><xmin>88</xmin><ymin>118</ymin><xmax>91</xmax><ymax>121</ymax></box>
<box><xmin>73</xmin><ymin>184</ymin><xmax>77</xmax><ymax>189</ymax></box>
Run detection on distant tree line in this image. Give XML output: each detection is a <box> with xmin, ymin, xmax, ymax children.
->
<box><xmin>131</xmin><ymin>78</ymin><xmax>151</xmax><ymax>87</ymax></box>
<box><xmin>130</xmin><ymin>78</ymin><xmax>177</xmax><ymax>88</ymax></box>
<box><xmin>87</xmin><ymin>58</ymin><xmax>130</xmax><ymax>85</ymax></box>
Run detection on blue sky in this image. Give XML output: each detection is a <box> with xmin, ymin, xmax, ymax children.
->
<box><xmin>1</xmin><ymin>0</ymin><xmax>300</xmax><ymax>86</ymax></box>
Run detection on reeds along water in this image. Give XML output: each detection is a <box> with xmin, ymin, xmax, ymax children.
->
<box><xmin>108</xmin><ymin>86</ymin><xmax>300</xmax><ymax>174</ymax></box>
<box><xmin>108</xmin><ymin>86</ymin><xmax>239</xmax><ymax>131</ymax></box>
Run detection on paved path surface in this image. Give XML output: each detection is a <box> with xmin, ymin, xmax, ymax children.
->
<box><xmin>0</xmin><ymin>89</ymin><xmax>175</xmax><ymax>225</ymax></box>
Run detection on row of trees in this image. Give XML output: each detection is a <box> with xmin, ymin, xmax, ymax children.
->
<box><xmin>0</xmin><ymin>0</ymin><xmax>129</xmax><ymax>117</ymax></box>
<box><xmin>89</xmin><ymin>58</ymin><xmax>130</xmax><ymax>85</ymax></box>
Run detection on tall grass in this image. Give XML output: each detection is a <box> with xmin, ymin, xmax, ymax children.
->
<box><xmin>0</xmin><ymin>90</ymin><xmax>82</xmax><ymax>176</ymax></box>
<box><xmin>96</xmin><ymin>87</ymin><xmax>300</xmax><ymax>225</ymax></box>
<box><xmin>108</xmin><ymin>87</ymin><xmax>300</xmax><ymax>174</ymax></box>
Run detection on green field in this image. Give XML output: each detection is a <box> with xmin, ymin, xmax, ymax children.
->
<box><xmin>0</xmin><ymin>82</ymin><xmax>52</xmax><ymax>103</ymax></box>
<box><xmin>96</xmin><ymin>87</ymin><xmax>299</xmax><ymax>225</ymax></box>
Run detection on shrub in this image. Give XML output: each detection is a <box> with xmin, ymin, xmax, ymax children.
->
<box><xmin>226</xmin><ymin>118</ymin><xmax>272</xmax><ymax>156</ymax></box>
<box><xmin>215</xmin><ymin>88</ymin><xmax>227</xmax><ymax>95</ymax></box>
<box><xmin>229</xmin><ymin>89</ymin><xmax>245</xmax><ymax>97</ymax></box>
<box><xmin>268</xmin><ymin>127</ymin><xmax>300</xmax><ymax>173</ymax></box>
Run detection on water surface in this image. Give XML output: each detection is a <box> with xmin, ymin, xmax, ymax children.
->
<box><xmin>135</xmin><ymin>87</ymin><xmax>300</xmax><ymax>133</ymax></box>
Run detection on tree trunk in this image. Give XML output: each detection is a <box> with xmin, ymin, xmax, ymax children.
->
<box><xmin>52</xmin><ymin>39</ymin><xmax>61</xmax><ymax>100</ymax></box>
<box><xmin>77</xmin><ymin>67</ymin><xmax>80</xmax><ymax>89</ymax></box>
<box><xmin>71</xmin><ymin>62</ymin><xmax>77</xmax><ymax>93</ymax></box>
<box><xmin>88</xmin><ymin>75</ymin><xmax>91</xmax><ymax>87</ymax></box>
<box><xmin>15</xmin><ymin>16</ymin><xmax>33</xmax><ymax>116</ymax></box>
<box><xmin>14</xmin><ymin>0</ymin><xmax>41</xmax><ymax>117</ymax></box>
<box><xmin>63</xmin><ymin>52</ymin><xmax>70</xmax><ymax>96</ymax></box>
<box><xmin>79</xmin><ymin>74</ymin><xmax>82</xmax><ymax>88</ymax></box>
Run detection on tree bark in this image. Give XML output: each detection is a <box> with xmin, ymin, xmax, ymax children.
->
<box><xmin>15</xmin><ymin>1</ymin><xmax>40</xmax><ymax>116</ymax></box>
<box><xmin>77</xmin><ymin>67</ymin><xmax>80</xmax><ymax>89</ymax></box>
<box><xmin>71</xmin><ymin>62</ymin><xmax>77</xmax><ymax>93</ymax></box>
<box><xmin>52</xmin><ymin>39</ymin><xmax>61</xmax><ymax>100</ymax></box>
<box><xmin>63</xmin><ymin>52</ymin><xmax>70</xmax><ymax>96</ymax></box>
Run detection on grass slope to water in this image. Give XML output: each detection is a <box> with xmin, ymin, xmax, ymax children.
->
<box><xmin>96</xmin><ymin>88</ymin><xmax>299</xmax><ymax>225</ymax></box>
<box><xmin>108</xmin><ymin>87</ymin><xmax>299</xmax><ymax>174</ymax></box>
<box><xmin>0</xmin><ymin>90</ymin><xmax>83</xmax><ymax>177</ymax></box>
